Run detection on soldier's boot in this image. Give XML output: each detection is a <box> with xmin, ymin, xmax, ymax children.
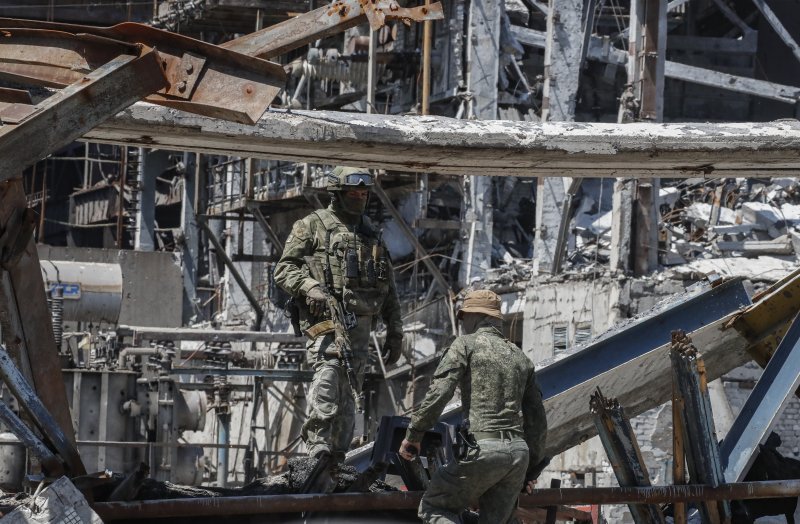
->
<box><xmin>301</xmin><ymin>450</ymin><xmax>337</xmax><ymax>494</ymax></box>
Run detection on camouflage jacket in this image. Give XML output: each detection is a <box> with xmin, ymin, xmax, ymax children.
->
<box><xmin>274</xmin><ymin>204</ymin><xmax>403</xmax><ymax>337</ymax></box>
<box><xmin>406</xmin><ymin>324</ymin><xmax>547</xmax><ymax>471</ymax></box>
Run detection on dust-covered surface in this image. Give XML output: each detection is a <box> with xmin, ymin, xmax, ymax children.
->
<box><xmin>0</xmin><ymin>490</ymin><xmax>30</xmax><ymax>514</ymax></box>
<box><xmin>85</xmin><ymin>105</ymin><xmax>800</xmax><ymax>177</ymax></box>
<box><xmin>130</xmin><ymin>457</ymin><xmax>396</xmax><ymax>501</ymax></box>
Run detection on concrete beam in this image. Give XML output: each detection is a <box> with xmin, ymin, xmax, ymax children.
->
<box><xmin>84</xmin><ymin>106</ymin><xmax>800</xmax><ymax>177</ymax></box>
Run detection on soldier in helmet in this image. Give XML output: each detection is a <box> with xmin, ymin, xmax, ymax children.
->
<box><xmin>274</xmin><ymin>166</ymin><xmax>404</xmax><ymax>463</ymax></box>
<box><xmin>399</xmin><ymin>289</ymin><xmax>547</xmax><ymax>523</ymax></box>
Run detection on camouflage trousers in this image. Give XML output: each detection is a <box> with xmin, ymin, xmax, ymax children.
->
<box><xmin>302</xmin><ymin>316</ymin><xmax>372</xmax><ymax>458</ymax></box>
<box><xmin>419</xmin><ymin>437</ymin><xmax>529</xmax><ymax>524</ymax></box>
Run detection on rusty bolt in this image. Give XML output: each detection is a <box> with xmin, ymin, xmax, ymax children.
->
<box><xmin>177</xmin><ymin>80</ymin><xmax>187</xmax><ymax>93</ymax></box>
<box><xmin>185</xmin><ymin>64</ymin><xmax>194</xmax><ymax>75</ymax></box>
<box><xmin>245</xmin><ymin>85</ymin><xmax>254</xmax><ymax>94</ymax></box>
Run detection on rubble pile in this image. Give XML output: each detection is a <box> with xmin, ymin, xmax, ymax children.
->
<box><xmin>560</xmin><ymin>177</ymin><xmax>800</xmax><ymax>280</ymax></box>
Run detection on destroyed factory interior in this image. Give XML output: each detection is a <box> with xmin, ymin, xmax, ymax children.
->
<box><xmin>1</xmin><ymin>0</ymin><xmax>800</xmax><ymax>522</ymax></box>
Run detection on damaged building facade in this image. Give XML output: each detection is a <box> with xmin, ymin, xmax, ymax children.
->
<box><xmin>0</xmin><ymin>0</ymin><xmax>800</xmax><ymax>522</ymax></box>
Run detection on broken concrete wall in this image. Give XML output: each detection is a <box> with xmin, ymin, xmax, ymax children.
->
<box><xmin>522</xmin><ymin>273</ymin><xmax>686</xmax><ymax>364</ymax></box>
<box><xmin>522</xmin><ymin>275</ymin><xmax>620</xmax><ymax>364</ymax></box>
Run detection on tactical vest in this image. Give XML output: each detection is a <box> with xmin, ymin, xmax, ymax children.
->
<box><xmin>312</xmin><ymin>209</ymin><xmax>391</xmax><ymax>316</ymax></box>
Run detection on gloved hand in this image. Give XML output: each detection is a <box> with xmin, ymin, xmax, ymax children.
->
<box><xmin>305</xmin><ymin>286</ymin><xmax>328</xmax><ymax>318</ymax></box>
<box><xmin>398</xmin><ymin>439</ymin><xmax>420</xmax><ymax>461</ymax></box>
<box><xmin>381</xmin><ymin>333</ymin><xmax>403</xmax><ymax>365</ymax></box>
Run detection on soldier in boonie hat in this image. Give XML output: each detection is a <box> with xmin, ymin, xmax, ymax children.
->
<box><xmin>400</xmin><ymin>287</ymin><xmax>548</xmax><ymax>523</ymax></box>
<box><xmin>457</xmin><ymin>288</ymin><xmax>503</xmax><ymax>320</ymax></box>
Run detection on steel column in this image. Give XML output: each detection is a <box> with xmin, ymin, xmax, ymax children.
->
<box><xmin>590</xmin><ymin>389</ymin><xmax>665</xmax><ymax>524</ymax></box>
<box><xmin>670</xmin><ymin>331</ymin><xmax>731</xmax><ymax>524</ymax></box>
<box><xmin>198</xmin><ymin>219</ymin><xmax>265</xmax><ymax>329</ymax></box>
<box><xmin>245</xmin><ymin>202</ymin><xmax>284</xmax><ymax>254</ymax></box>
<box><xmin>181</xmin><ymin>152</ymin><xmax>200</xmax><ymax>324</ymax></box>
<box><xmin>134</xmin><ymin>149</ymin><xmax>170</xmax><ymax>252</ymax></box>
<box><xmin>372</xmin><ymin>183</ymin><xmax>453</xmax><ymax>299</ymax></box>
<box><xmin>672</xmin><ymin>375</ymin><xmax>687</xmax><ymax>524</ymax></box>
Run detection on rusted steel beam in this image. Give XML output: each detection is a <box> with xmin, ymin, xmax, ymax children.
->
<box><xmin>519</xmin><ymin>480</ymin><xmax>800</xmax><ymax>506</ymax></box>
<box><xmin>0</xmin><ymin>47</ymin><xmax>167</xmax><ymax>177</ymax></box>
<box><xmin>672</xmin><ymin>374</ymin><xmax>688</xmax><ymax>524</ymax></box>
<box><xmin>670</xmin><ymin>331</ymin><xmax>730</xmax><ymax>524</ymax></box>
<box><xmin>221</xmin><ymin>0</ymin><xmax>444</xmax><ymax>59</ymax></box>
<box><xmin>0</xmin><ymin>180</ymin><xmax>77</xmax><ymax>452</ymax></box>
<box><xmin>0</xmin><ymin>19</ymin><xmax>286</xmax><ymax>124</ymax></box>
<box><xmin>590</xmin><ymin>389</ymin><xmax>664</xmax><ymax>524</ymax></box>
<box><xmin>0</xmin><ymin>346</ymin><xmax>85</xmax><ymax>475</ymax></box>
<box><xmin>92</xmin><ymin>481</ymin><xmax>800</xmax><ymax>521</ymax></box>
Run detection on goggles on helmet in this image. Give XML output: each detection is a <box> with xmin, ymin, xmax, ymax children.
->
<box><xmin>344</xmin><ymin>172</ymin><xmax>374</xmax><ymax>187</ymax></box>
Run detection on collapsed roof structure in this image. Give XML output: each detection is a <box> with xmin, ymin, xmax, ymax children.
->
<box><xmin>0</xmin><ymin>0</ymin><xmax>799</xmax><ymax>522</ymax></box>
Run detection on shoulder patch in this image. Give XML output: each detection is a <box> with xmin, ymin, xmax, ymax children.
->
<box><xmin>292</xmin><ymin>220</ymin><xmax>311</xmax><ymax>240</ymax></box>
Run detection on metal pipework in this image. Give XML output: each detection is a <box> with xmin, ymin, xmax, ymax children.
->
<box><xmin>92</xmin><ymin>480</ymin><xmax>800</xmax><ymax>521</ymax></box>
<box><xmin>216</xmin><ymin>413</ymin><xmax>230</xmax><ymax>487</ymax></box>
<box><xmin>40</xmin><ymin>260</ymin><xmax>123</xmax><ymax>324</ymax></box>
<box><xmin>590</xmin><ymin>388</ymin><xmax>665</xmax><ymax>524</ymax></box>
<box><xmin>421</xmin><ymin>0</ymin><xmax>432</xmax><ymax>115</ymax></box>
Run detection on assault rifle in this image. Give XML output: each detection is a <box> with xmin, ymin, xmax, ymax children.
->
<box><xmin>304</xmin><ymin>257</ymin><xmax>364</xmax><ymax>413</ymax></box>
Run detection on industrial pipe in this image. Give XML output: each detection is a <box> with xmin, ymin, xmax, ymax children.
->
<box><xmin>519</xmin><ymin>480</ymin><xmax>800</xmax><ymax>506</ymax></box>
<box><xmin>92</xmin><ymin>481</ymin><xmax>800</xmax><ymax>521</ymax></box>
<box><xmin>117</xmin><ymin>347</ymin><xmax>160</xmax><ymax>368</ymax></box>
<box><xmin>421</xmin><ymin>0</ymin><xmax>432</xmax><ymax>115</ymax></box>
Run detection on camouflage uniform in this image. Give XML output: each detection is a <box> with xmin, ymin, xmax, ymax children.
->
<box><xmin>274</xmin><ymin>178</ymin><xmax>403</xmax><ymax>459</ymax></box>
<box><xmin>406</xmin><ymin>321</ymin><xmax>547</xmax><ymax>524</ymax></box>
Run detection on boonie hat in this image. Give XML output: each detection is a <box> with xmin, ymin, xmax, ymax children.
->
<box><xmin>458</xmin><ymin>289</ymin><xmax>503</xmax><ymax>320</ymax></box>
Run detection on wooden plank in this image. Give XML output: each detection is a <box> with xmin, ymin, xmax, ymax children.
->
<box><xmin>83</xmin><ymin>106</ymin><xmax>800</xmax><ymax>178</ymax></box>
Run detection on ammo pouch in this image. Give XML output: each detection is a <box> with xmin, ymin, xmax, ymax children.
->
<box><xmin>342</xmin><ymin>286</ymin><xmax>386</xmax><ymax>315</ymax></box>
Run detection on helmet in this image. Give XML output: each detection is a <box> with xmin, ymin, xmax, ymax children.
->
<box><xmin>326</xmin><ymin>166</ymin><xmax>374</xmax><ymax>192</ymax></box>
